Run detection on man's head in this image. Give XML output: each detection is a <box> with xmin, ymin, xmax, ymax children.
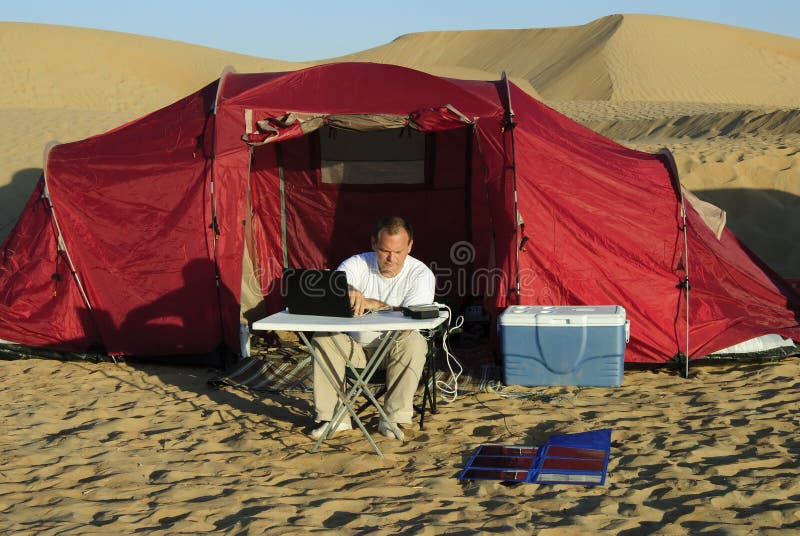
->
<box><xmin>371</xmin><ymin>216</ymin><xmax>414</xmax><ymax>277</ymax></box>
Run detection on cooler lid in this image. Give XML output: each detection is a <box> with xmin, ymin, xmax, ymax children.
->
<box><xmin>498</xmin><ymin>305</ymin><xmax>627</xmax><ymax>326</ymax></box>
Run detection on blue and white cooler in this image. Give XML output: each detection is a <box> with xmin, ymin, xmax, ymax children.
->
<box><xmin>499</xmin><ymin>305</ymin><xmax>629</xmax><ymax>387</ymax></box>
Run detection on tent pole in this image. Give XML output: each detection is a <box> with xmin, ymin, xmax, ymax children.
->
<box><xmin>679</xmin><ymin>198</ymin><xmax>691</xmax><ymax>379</ymax></box>
<box><xmin>40</xmin><ymin>183</ymin><xmax>94</xmax><ymax>313</ymax></box>
<box><xmin>501</xmin><ymin>72</ymin><xmax>521</xmax><ymax>304</ymax></box>
<box><xmin>209</xmin><ymin>70</ymin><xmax>239</xmax><ymax>365</ymax></box>
<box><xmin>660</xmin><ymin>150</ymin><xmax>691</xmax><ymax>378</ymax></box>
<box><xmin>657</xmin><ymin>149</ymin><xmax>691</xmax><ymax>378</ymax></box>
<box><xmin>464</xmin><ymin>127</ymin><xmax>474</xmax><ymax>287</ymax></box>
<box><xmin>207</xmin><ymin>104</ymin><xmax>229</xmax><ymax>368</ymax></box>
<box><xmin>276</xmin><ymin>144</ymin><xmax>289</xmax><ymax>270</ymax></box>
<box><xmin>40</xmin><ymin>144</ymin><xmax>97</xmax><ymax>334</ymax></box>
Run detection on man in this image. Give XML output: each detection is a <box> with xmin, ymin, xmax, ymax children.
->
<box><xmin>310</xmin><ymin>216</ymin><xmax>436</xmax><ymax>440</ymax></box>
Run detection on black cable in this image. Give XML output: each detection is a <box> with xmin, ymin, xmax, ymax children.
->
<box><xmin>471</xmin><ymin>393</ymin><xmax>526</xmax><ymax>439</ymax></box>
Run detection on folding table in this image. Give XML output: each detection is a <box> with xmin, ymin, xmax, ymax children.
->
<box><xmin>252</xmin><ymin>309</ymin><xmax>447</xmax><ymax>457</ymax></box>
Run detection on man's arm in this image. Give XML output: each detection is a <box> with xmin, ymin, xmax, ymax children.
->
<box><xmin>400</xmin><ymin>266</ymin><xmax>436</xmax><ymax>307</ymax></box>
<box><xmin>348</xmin><ymin>286</ymin><xmax>388</xmax><ymax>316</ymax></box>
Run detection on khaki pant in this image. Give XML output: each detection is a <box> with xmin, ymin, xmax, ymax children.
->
<box><xmin>311</xmin><ymin>330</ymin><xmax>427</xmax><ymax>424</ymax></box>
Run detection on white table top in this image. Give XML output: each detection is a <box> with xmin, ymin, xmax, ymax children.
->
<box><xmin>252</xmin><ymin>309</ymin><xmax>447</xmax><ymax>332</ymax></box>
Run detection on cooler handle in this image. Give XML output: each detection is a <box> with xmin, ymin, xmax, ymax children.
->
<box><xmin>625</xmin><ymin>320</ymin><xmax>630</xmax><ymax>343</ymax></box>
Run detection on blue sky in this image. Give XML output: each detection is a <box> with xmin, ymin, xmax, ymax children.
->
<box><xmin>3</xmin><ymin>0</ymin><xmax>798</xmax><ymax>61</ymax></box>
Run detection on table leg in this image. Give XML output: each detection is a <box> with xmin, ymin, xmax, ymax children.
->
<box><xmin>336</xmin><ymin>331</ymin><xmax>405</xmax><ymax>443</ymax></box>
<box><xmin>299</xmin><ymin>332</ymin><xmax>386</xmax><ymax>457</ymax></box>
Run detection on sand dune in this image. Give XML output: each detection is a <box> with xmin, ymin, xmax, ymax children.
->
<box><xmin>555</xmin><ymin>102</ymin><xmax>800</xmax><ymax>139</ymax></box>
<box><xmin>0</xmin><ymin>22</ymin><xmax>304</xmax><ymax>112</ymax></box>
<box><xmin>1</xmin><ymin>16</ymin><xmax>800</xmax><ymax>533</ymax></box>
<box><xmin>601</xmin><ymin>15</ymin><xmax>800</xmax><ymax>107</ymax></box>
<box><xmin>341</xmin><ymin>14</ymin><xmax>800</xmax><ymax>106</ymax></box>
<box><xmin>334</xmin><ymin>16</ymin><xmax>625</xmax><ymax>101</ymax></box>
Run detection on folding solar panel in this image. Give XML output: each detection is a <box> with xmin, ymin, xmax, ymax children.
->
<box><xmin>459</xmin><ymin>446</ymin><xmax>539</xmax><ymax>482</ymax></box>
<box><xmin>458</xmin><ymin>429</ymin><xmax>612</xmax><ymax>486</ymax></box>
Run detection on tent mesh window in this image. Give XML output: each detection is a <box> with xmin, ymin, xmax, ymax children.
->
<box><xmin>319</xmin><ymin>126</ymin><xmax>426</xmax><ymax>185</ymax></box>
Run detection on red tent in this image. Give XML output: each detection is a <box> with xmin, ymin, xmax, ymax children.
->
<box><xmin>1</xmin><ymin>63</ymin><xmax>797</xmax><ymax>362</ymax></box>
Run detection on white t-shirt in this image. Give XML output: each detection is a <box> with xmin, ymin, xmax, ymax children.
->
<box><xmin>338</xmin><ymin>252</ymin><xmax>436</xmax><ymax>346</ymax></box>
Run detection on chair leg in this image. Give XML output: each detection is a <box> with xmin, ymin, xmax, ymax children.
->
<box><xmin>416</xmin><ymin>345</ymin><xmax>439</xmax><ymax>430</ymax></box>
<box><xmin>417</xmin><ymin>382</ymin><xmax>429</xmax><ymax>430</ymax></box>
<box><xmin>355</xmin><ymin>385</ymin><xmax>387</xmax><ymax>415</ymax></box>
<box><xmin>429</xmin><ymin>350</ymin><xmax>438</xmax><ymax>415</ymax></box>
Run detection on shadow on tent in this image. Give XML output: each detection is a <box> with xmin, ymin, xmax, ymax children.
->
<box><xmin>0</xmin><ymin>168</ymin><xmax>42</xmax><ymax>241</ymax></box>
<box><xmin>693</xmin><ymin>188</ymin><xmax>800</xmax><ymax>296</ymax></box>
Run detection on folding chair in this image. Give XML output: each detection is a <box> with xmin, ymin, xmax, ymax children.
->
<box><xmin>416</xmin><ymin>323</ymin><xmax>445</xmax><ymax>428</ymax></box>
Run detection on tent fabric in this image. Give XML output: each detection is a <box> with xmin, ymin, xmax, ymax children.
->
<box><xmin>244</xmin><ymin>109</ymin><xmax>471</xmax><ymax>146</ymax></box>
<box><xmin>1</xmin><ymin>62</ymin><xmax>798</xmax><ymax>362</ymax></box>
<box><xmin>681</xmin><ymin>188</ymin><xmax>726</xmax><ymax>240</ymax></box>
<box><xmin>1</xmin><ymin>82</ymin><xmax>226</xmax><ymax>355</ymax></box>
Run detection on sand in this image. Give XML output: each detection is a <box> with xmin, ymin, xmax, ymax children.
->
<box><xmin>1</xmin><ymin>14</ymin><xmax>799</xmax><ymax>534</ymax></box>
<box><xmin>2</xmin><ymin>356</ymin><xmax>798</xmax><ymax>534</ymax></box>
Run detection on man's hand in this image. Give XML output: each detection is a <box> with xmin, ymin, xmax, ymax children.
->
<box><xmin>349</xmin><ymin>287</ymin><xmax>367</xmax><ymax>316</ymax></box>
<box><xmin>348</xmin><ymin>286</ymin><xmax>388</xmax><ymax>315</ymax></box>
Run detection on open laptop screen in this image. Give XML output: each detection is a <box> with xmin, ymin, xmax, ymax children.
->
<box><xmin>283</xmin><ymin>269</ymin><xmax>353</xmax><ymax>317</ymax></box>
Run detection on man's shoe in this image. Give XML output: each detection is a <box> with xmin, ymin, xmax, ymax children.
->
<box><xmin>378</xmin><ymin>420</ymin><xmax>402</xmax><ymax>440</ymax></box>
<box><xmin>310</xmin><ymin>419</ymin><xmax>352</xmax><ymax>439</ymax></box>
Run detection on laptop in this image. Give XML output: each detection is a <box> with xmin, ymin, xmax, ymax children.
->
<box><xmin>283</xmin><ymin>269</ymin><xmax>353</xmax><ymax>317</ymax></box>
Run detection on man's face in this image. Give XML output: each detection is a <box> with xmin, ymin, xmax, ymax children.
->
<box><xmin>371</xmin><ymin>228</ymin><xmax>413</xmax><ymax>277</ymax></box>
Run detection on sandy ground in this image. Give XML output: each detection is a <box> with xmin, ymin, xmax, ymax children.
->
<box><xmin>1</xmin><ymin>14</ymin><xmax>800</xmax><ymax>534</ymax></box>
<box><xmin>1</xmin><ymin>355</ymin><xmax>798</xmax><ymax>534</ymax></box>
